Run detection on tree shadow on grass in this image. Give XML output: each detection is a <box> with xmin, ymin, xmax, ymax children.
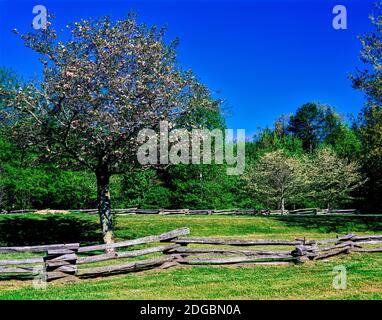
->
<box><xmin>0</xmin><ymin>216</ymin><xmax>102</xmax><ymax>246</ymax></box>
<box><xmin>273</xmin><ymin>215</ymin><xmax>382</xmax><ymax>234</ymax></box>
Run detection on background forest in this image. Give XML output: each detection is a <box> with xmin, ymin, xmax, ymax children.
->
<box><xmin>1</xmin><ymin>3</ymin><xmax>382</xmax><ymax>214</ymax></box>
<box><xmin>0</xmin><ymin>75</ymin><xmax>379</xmax><ymax>213</ymax></box>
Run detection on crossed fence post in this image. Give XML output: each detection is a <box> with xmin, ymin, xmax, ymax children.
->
<box><xmin>43</xmin><ymin>244</ymin><xmax>79</xmax><ymax>282</ymax></box>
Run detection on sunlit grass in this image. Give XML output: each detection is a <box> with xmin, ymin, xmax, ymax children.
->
<box><xmin>0</xmin><ymin>214</ymin><xmax>381</xmax><ymax>300</ymax></box>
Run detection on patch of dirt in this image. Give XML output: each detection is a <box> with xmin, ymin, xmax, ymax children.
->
<box><xmin>34</xmin><ymin>210</ymin><xmax>70</xmax><ymax>215</ymax></box>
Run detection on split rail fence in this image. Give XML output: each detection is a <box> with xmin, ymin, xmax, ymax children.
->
<box><xmin>1</xmin><ymin>228</ymin><xmax>381</xmax><ymax>282</ymax></box>
<box><xmin>1</xmin><ymin>208</ymin><xmax>360</xmax><ymax>215</ymax></box>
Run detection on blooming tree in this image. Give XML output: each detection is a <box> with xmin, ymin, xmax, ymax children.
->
<box><xmin>306</xmin><ymin>147</ymin><xmax>365</xmax><ymax>209</ymax></box>
<box><xmin>244</xmin><ymin>150</ymin><xmax>307</xmax><ymax>212</ymax></box>
<box><xmin>0</xmin><ymin>15</ymin><xmax>217</xmax><ymax>244</ymax></box>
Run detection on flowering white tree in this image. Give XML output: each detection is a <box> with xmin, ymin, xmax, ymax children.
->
<box><xmin>0</xmin><ymin>15</ymin><xmax>217</xmax><ymax>244</ymax></box>
<box><xmin>244</xmin><ymin>148</ymin><xmax>364</xmax><ymax>211</ymax></box>
<box><xmin>244</xmin><ymin>150</ymin><xmax>307</xmax><ymax>212</ymax></box>
<box><xmin>307</xmin><ymin>147</ymin><xmax>365</xmax><ymax>209</ymax></box>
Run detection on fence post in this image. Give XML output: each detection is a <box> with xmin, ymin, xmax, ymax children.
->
<box><xmin>292</xmin><ymin>245</ymin><xmax>310</xmax><ymax>263</ymax></box>
<box><xmin>43</xmin><ymin>244</ymin><xmax>80</xmax><ymax>282</ymax></box>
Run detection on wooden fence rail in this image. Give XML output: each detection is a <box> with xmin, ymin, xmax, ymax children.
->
<box><xmin>0</xmin><ymin>228</ymin><xmax>189</xmax><ymax>280</ymax></box>
<box><xmin>78</xmin><ymin>228</ymin><xmax>189</xmax><ymax>253</ymax></box>
<box><xmin>168</xmin><ymin>233</ymin><xmax>382</xmax><ymax>266</ymax></box>
<box><xmin>0</xmin><ymin>243</ymin><xmax>81</xmax><ymax>254</ymax></box>
<box><xmin>0</xmin><ymin>229</ymin><xmax>381</xmax><ymax>282</ymax></box>
<box><xmin>171</xmin><ymin>238</ymin><xmax>310</xmax><ymax>246</ymax></box>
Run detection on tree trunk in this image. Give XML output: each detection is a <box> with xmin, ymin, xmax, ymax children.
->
<box><xmin>96</xmin><ymin>167</ymin><xmax>114</xmax><ymax>248</ymax></box>
<box><xmin>281</xmin><ymin>198</ymin><xmax>285</xmax><ymax>214</ymax></box>
<box><xmin>280</xmin><ymin>186</ymin><xmax>285</xmax><ymax>214</ymax></box>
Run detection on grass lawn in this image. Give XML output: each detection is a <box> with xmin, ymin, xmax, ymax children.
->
<box><xmin>0</xmin><ymin>214</ymin><xmax>381</xmax><ymax>300</ymax></box>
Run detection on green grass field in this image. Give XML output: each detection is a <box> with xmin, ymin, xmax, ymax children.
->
<box><xmin>0</xmin><ymin>214</ymin><xmax>381</xmax><ymax>300</ymax></box>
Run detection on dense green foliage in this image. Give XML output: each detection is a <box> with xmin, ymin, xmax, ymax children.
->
<box><xmin>0</xmin><ymin>99</ymin><xmax>367</xmax><ymax>211</ymax></box>
<box><xmin>0</xmin><ymin>68</ymin><xmax>372</xmax><ymax>211</ymax></box>
<box><xmin>349</xmin><ymin>2</ymin><xmax>382</xmax><ymax>212</ymax></box>
<box><xmin>1</xmin><ymin>4</ymin><xmax>382</xmax><ymax>213</ymax></box>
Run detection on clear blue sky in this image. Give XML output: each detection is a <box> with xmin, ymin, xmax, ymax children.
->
<box><xmin>0</xmin><ymin>0</ymin><xmax>376</xmax><ymax>136</ymax></box>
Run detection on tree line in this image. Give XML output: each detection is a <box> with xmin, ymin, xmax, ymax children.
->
<box><xmin>0</xmin><ymin>96</ymin><xmax>376</xmax><ymax>212</ymax></box>
<box><xmin>1</xmin><ymin>4</ymin><xmax>382</xmax><ymax>243</ymax></box>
